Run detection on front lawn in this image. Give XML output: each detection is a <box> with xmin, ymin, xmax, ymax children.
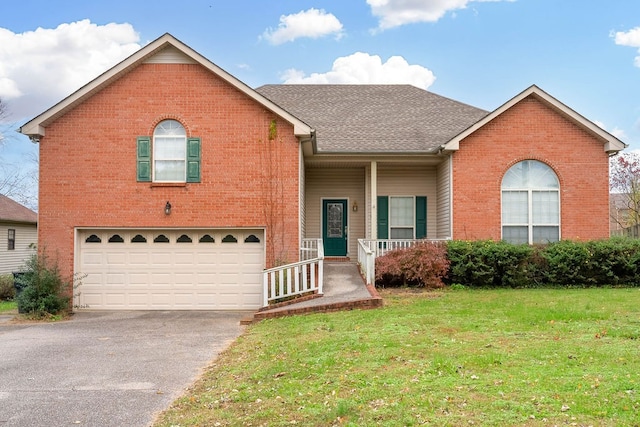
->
<box><xmin>155</xmin><ymin>288</ymin><xmax>640</xmax><ymax>426</ymax></box>
<box><xmin>0</xmin><ymin>300</ymin><xmax>17</xmax><ymax>313</ymax></box>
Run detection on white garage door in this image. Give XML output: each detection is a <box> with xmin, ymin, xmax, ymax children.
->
<box><xmin>76</xmin><ymin>229</ymin><xmax>264</xmax><ymax>310</ymax></box>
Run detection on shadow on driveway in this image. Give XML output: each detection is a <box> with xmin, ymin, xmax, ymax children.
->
<box><xmin>0</xmin><ymin>311</ymin><xmax>248</xmax><ymax>426</ymax></box>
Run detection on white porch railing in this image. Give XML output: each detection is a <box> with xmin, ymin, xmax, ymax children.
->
<box><xmin>357</xmin><ymin>239</ymin><xmax>450</xmax><ymax>286</ymax></box>
<box><xmin>263</xmin><ymin>238</ymin><xmax>324</xmax><ymax>306</ymax></box>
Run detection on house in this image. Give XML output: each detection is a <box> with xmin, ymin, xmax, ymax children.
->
<box><xmin>20</xmin><ymin>34</ymin><xmax>625</xmax><ymax>310</ymax></box>
<box><xmin>0</xmin><ymin>195</ymin><xmax>37</xmax><ymax>275</ymax></box>
<box><xmin>610</xmin><ymin>193</ymin><xmax>640</xmax><ymax>236</ymax></box>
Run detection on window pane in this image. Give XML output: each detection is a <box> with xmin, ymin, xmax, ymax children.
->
<box><xmin>533</xmin><ymin>226</ymin><xmax>559</xmax><ymax>243</ymax></box>
<box><xmin>390</xmin><ymin>197</ymin><xmax>413</xmax><ymax>227</ymax></box>
<box><xmin>154</xmin><ymin>120</ymin><xmax>186</xmax><ymax>136</ymax></box>
<box><xmin>502</xmin><ymin>191</ymin><xmax>528</xmax><ymax>223</ymax></box>
<box><xmin>532</xmin><ymin>191</ymin><xmax>559</xmax><ymax>224</ymax></box>
<box><xmin>326</xmin><ymin>203</ymin><xmax>343</xmax><ymax>238</ymax></box>
<box><xmin>503</xmin><ymin>226</ymin><xmax>528</xmax><ymax>244</ymax></box>
<box><xmin>155</xmin><ymin>137</ymin><xmax>186</xmax><ymax>159</ymax></box>
<box><xmin>502</xmin><ymin>160</ymin><xmax>559</xmax><ymax>189</ymax></box>
<box><xmin>153</xmin><ymin>120</ymin><xmax>187</xmax><ymax>182</ymax></box>
<box><xmin>155</xmin><ymin>160</ymin><xmax>186</xmax><ymax>181</ymax></box>
<box><xmin>390</xmin><ymin>228</ymin><xmax>413</xmax><ymax>239</ymax></box>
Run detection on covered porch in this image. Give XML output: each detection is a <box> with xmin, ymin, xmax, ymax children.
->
<box><xmin>302</xmin><ymin>155</ymin><xmax>452</xmax><ymax>260</ymax></box>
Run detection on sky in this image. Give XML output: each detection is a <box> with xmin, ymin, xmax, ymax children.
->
<box><xmin>1</xmin><ymin>0</ymin><xmax>640</xmax><ymax>208</ymax></box>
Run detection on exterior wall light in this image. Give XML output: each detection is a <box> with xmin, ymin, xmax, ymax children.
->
<box><xmin>352</xmin><ymin>201</ymin><xmax>358</xmax><ymax>212</ymax></box>
<box><xmin>165</xmin><ymin>201</ymin><xmax>172</xmax><ymax>215</ymax></box>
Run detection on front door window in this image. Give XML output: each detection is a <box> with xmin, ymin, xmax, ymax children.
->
<box><xmin>327</xmin><ymin>203</ymin><xmax>343</xmax><ymax>238</ymax></box>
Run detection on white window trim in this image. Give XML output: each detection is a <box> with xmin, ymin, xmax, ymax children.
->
<box><xmin>389</xmin><ymin>195</ymin><xmax>416</xmax><ymax>240</ymax></box>
<box><xmin>152</xmin><ymin>120</ymin><xmax>187</xmax><ymax>183</ymax></box>
<box><xmin>501</xmin><ymin>188</ymin><xmax>561</xmax><ymax>244</ymax></box>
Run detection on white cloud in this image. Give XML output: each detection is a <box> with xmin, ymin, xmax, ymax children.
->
<box><xmin>613</xmin><ymin>27</ymin><xmax>640</xmax><ymax>67</ymax></box>
<box><xmin>367</xmin><ymin>0</ymin><xmax>513</xmax><ymax>30</ymax></box>
<box><xmin>595</xmin><ymin>120</ymin><xmax>627</xmax><ymax>140</ymax></box>
<box><xmin>0</xmin><ymin>20</ymin><xmax>140</xmax><ymax>119</ymax></box>
<box><xmin>262</xmin><ymin>8</ymin><xmax>344</xmax><ymax>45</ymax></box>
<box><xmin>281</xmin><ymin>52</ymin><xmax>436</xmax><ymax>89</ymax></box>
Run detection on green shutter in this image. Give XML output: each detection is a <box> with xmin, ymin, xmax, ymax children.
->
<box><xmin>186</xmin><ymin>137</ymin><xmax>201</xmax><ymax>183</ymax></box>
<box><xmin>136</xmin><ymin>136</ymin><xmax>151</xmax><ymax>182</ymax></box>
<box><xmin>416</xmin><ymin>196</ymin><xmax>427</xmax><ymax>239</ymax></box>
<box><xmin>377</xmin><ymin>196</ymin><xmax>389</xmax><ymax>239</ymax></box>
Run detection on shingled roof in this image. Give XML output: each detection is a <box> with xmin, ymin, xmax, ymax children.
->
<box><xmin>255</xmin><ymin>84</ymin><xmax>488</xmax><ymax>153</ymax></box>
<box><xmin>0</xmin><ymin>195</ymin><xmax>37</xmax><ymax>224</ymax></box>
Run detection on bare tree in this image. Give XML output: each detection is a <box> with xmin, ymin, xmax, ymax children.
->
<box><xmin>0</xmin><ymin>98</ymin><xmax>7</xmax><ymax>145</ymax></box>
<box><xmin>0</xmin><ymin>97</ymin><xmax>39</xmax><ymax>210</ymax></box>
<box><xmin>610</xmin><ymin>153</ymin><xmax>640</xmax><ymax>229</ymax></box>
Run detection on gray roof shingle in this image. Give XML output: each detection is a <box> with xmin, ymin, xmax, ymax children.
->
<box><xmin>256</xmin><ymin>84</ymin><xmax>488</xmax><ymax>153</ymax></box>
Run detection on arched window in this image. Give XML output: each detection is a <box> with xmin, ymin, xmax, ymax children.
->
<box><xmin>153</xmin><ymin>120</ymin><xmax>187</xmax><ymax>182</ymax></box>
<box><xmin>501</xmin><ymin>160</ymin><xmax>560</xmax><ymax>244</ymax></box>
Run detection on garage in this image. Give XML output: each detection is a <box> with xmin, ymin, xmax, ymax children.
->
<box><xmin>76</xmin><ymin>229</ymin><xmax>265</xmax><ymax>310</ymax></box>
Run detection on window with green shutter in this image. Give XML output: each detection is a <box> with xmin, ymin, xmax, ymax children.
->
<box><xmin>136</xmin><ymin>120</ymin><xmax>201</xmax><ymax>183</ymax></box>
<box><xmin>377</xmin><ymin>196</ymin><xmax>427</xmax><ymax>239</ymax></box>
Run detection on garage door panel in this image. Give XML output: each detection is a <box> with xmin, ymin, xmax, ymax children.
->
<box><xmin>174</xmin><ymin>273</ymin><xmax>196</xmax><ymax>286</ymax></box>
<box><xmin>77</xmin><ymin>229</ymin><xmax>264</xmax><ymax>310</ymax></box>
<box><xmin>105</xmin><ymin>252</ymin><xmax>127</xmax><ymax>265</ymax></box>
<box><xmin>174</xmin><ymin>252</ymin><xmax>196</xmax><ymax>265</ymax></box>
<box><xmin>104</xmin><ymin>292</ymin><xmax>127</xmax><ymax>307</ymax></box>
<box><xmin>150</xmin><ymin>273</ymin><xmax>173</xmax><ymax>285</ymax></box>
<box><xmin>82</xmin><ymin>252</ymin><xmax>103</xmax><ymax>266</ymax></box>
<box><xmin>151</xmin><ymin>252</ymin><xmax>173</xmax><ymax>265</ymax></box>
<box><xmin>129</xmin><ymin>272</ymin><xmax>150</xmax><ymax>286</ymax></box>
<box><xmin>105</xmin><ymin>273</ymin><xmax>126</xmax><ymax>285</ymax></box>
<box><xmin>129</xmin><ymin>252</ymin><xmax>150</xmax><ymax>265</ymax></box>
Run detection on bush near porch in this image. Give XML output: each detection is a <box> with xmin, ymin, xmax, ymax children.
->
<box><xmin>375</xmin><ymin>238</ymin><xmax>640</xmax><ymax>289</ymax></box>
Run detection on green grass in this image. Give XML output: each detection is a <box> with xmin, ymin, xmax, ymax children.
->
<box><xmin>0</xmin><ymin>300</ymin><xmax>17</xmax><ymax>313</ymax></box>
<box><xmin>154</xmin><ymin>288</ymin><xmax>640</xmax><ymax>426</ymax></box>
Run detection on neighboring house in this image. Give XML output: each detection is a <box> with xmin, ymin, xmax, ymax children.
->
<box><xmin>610</xmin><ymin>193</ymin><xmax>640</xmax><ymax>235</ymax></box>
<box><xmin>20</xmin><ymin>34</ymin><xmax>625</xmax><ymax>311</ymax></box>
<box><xmin>0</xmin><ymin>195</ymin><xmax>37</xmax><ymax>275</ymax></box>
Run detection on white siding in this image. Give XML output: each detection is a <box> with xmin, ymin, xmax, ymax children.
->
<box><xmin>305</xmin><ymin>168</ymin><xmax>365</xmax><ymax>257</ymax></box>
<box><xmin>377</xmin><ymin>166</ymin><xmax>438</xmax><ymax>239</ymax></box>
<box><xmin>0</xmin><ymin>223</ymin><xmax>37</xmax><ymax>275</ymax></box>
<box><xmin>436</xmin><ymin>157</ymin><xmax>452</xmax><ymax>239</ymax></box>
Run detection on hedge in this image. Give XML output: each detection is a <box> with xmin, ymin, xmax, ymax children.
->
<box><xmin>375</xmin><ymin>238</ymin><xmax>640</xmax><ymax>288</ymax></box>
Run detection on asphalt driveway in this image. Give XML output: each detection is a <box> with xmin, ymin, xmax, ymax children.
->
<box><xmin>0</xmin><ymin>311</ymin><xmax>248</xmax><ymax>426</ymax></box>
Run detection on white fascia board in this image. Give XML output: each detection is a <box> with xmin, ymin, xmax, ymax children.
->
<box><xmin>20</xmin><ymin>33</ymin><xmax>312</xmax><ymax>139</ymax></box>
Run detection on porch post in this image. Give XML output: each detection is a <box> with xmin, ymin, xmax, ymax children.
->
<box><xmin>371</xmin><ymin>161</ymin><xmax>377</xmax><ymax>240</ymax></box>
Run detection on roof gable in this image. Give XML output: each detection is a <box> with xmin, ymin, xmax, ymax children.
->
<box><xmin>0</xmin><ymin>195</ymin><xmax>37</xmax><ymax>224</ymax></box>
<box><xmin>20</xmin><ymin>33</ymin><xmax>312</xmax><ymax>139</ymax></box>
<box><xmin>444</xmin><ymin>85</ymin><xmax>627</xmax><ymax>154</ymax></box>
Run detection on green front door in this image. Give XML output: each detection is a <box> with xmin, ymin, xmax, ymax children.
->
<box><xmin>322</xmin><ymin>199</ymin><xmax>348</xmax><ymax>256</ymax></box>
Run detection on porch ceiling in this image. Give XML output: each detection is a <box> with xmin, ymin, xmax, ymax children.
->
<box><xmin>304</xmin><ymin>154</ymin><xmax>447</xmax><ymax>168</ymax></box>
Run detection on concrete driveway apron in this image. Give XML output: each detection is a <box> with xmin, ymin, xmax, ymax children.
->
<box><xmin>0</xmin><ymin>311</ymin><xmax>248</xmax><ymax>427</ymax></box>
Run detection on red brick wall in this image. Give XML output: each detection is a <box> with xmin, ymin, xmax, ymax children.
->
<box><xmin>452</xmin><ymin>95</ymin><xmax>610</xmax><ymax>241</ymax></box>
<box><xmin>38</xmin><ymin>63</ymin><xmax>301</xmax><ymax>283</ymax></box>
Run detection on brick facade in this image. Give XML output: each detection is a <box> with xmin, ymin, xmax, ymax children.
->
<box><xmin>451</xmin><ymin>95</ymin><xmax>610</xmax><ymax>241</ymax></box>
<box><xmin>38</xmin><ymin>63</ymin><xmax>301</xmax><ymax>285</ymax></box>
